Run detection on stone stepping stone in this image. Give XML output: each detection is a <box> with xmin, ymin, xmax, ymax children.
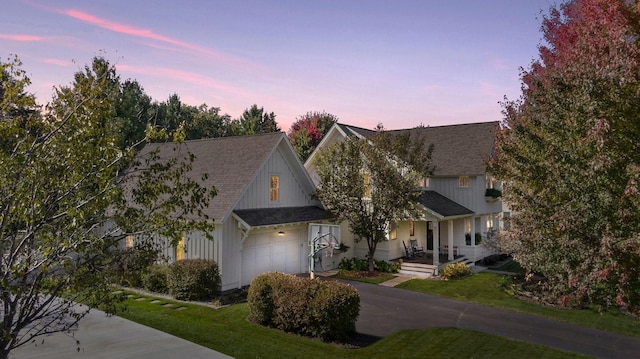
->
<box><xmin>162</xmin><ymin>303</ymin><xmax>174</xmax><ymax>308</ymax></box>
<box><xmin>135</xmin><ymin>297</ymin><xmax>146</xmax><ymax>301</ymax></box>
<box><xmin>175</xmin><ymin>307</ymin><xmax>187</xmax><ymax>311</ymax></box>
<box><xmin>126</xmin><ymin>295</ymin><xmax>136</xmax><ymax>298</ymax></box>
<box><xmin>150</xmin><ymin>300</ymin><xmax>162</xmax><ymax>304</ymax></box>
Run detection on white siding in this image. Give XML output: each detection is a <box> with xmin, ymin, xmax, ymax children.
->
<box><xmin>235</xmin><ymin>147</ymin><xmax>314</xmax><ymax>209</ymax></box>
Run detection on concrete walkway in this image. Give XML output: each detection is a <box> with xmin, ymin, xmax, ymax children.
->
<box><xmin>11</xmin><ymin>306</ymin><xmax>233</xmax><ymax>359</ymax></box>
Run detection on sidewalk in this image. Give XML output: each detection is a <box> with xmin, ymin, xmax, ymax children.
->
<box><xmin>11</xmin><ymin>305</ymin><xmax>233</xmax><ymax>359</ymax></box>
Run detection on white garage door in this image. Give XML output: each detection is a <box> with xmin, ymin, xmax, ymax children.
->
<box><xmin>241</xmin><ymin>230</ymin><xmax>305</xmax><ymax>286</ymax></box>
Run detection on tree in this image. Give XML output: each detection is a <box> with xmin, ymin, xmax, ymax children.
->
<box><xmin>0</xmin><ymin>56</ymin><xmax>215</xmax><ymax>358</ymax></box>
<box><xmin>115</xmin><ymin>79</ymin><xmax>152</xmax><ymax>149</ymax></box>
<box><xmin>490</xmin><ymin>0</ymin><xmax>640</xmax><ymax>313</ymax></box>
<box><xmin>314</xmin><ymin>125</ymin><xmax>432</xmax><ymax>272</ymax></box>
<box><xmin>287</xmin><ymin>111</ymin><xmax>338</xmax><ymax>162</ymax></box>
<box><xmin>229</xmin><ymin>104</ymin><xmax>280</xmax><ymax>136</ymax></box>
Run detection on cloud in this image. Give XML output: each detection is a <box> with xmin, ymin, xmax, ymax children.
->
<box><xmin>116</xmin><ymin>64</ymin><xmax>247</xmax><ymax>96</ymax></box>
<box><xmin>59</xmin><ymin>9</ymin><xmax>258</xmax><ymax>70</ymax></box>
<box><xmin>0</xmin><ymin>34</ymin><xmax>44</xmax><ymax>42</ymax></box>
<box><xmin>42</xmin><ymin>58</ymin><xmax>73</xmax><ymax>67</ymax></box>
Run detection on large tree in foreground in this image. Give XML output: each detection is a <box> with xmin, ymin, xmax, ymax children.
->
<box><xmin>314</xmin><ymin>126</ymin><xmax>432</xmax><ymax>272</ymax></box>
<box><xmin>0</xmin><ymin>56</ymin><xmax>215</xmax><ymax>358</ymax></box>
<box><xmin>491</xmin><ymin>0</ymin><xmax>640</xmax><ymax>313</ymax></box>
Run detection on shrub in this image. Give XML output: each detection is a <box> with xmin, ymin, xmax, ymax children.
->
<box><xmin>440</xmin><ymin>262</ymin><xmax>471</xmax><ymax>280</ymax></box>
<box><xmin>142</xmin><ymin>264</ymin><xmax>170</xmax><ymax>293</ymax></box>
<box><xmin>108</xmin><ymin>243</ymin><xmax>160</xmax><ymax>287</ymax></box>
<box><xmin>248</xmin><ymin>273</ymin><xmax>360</xmax><ymax>342</ymax></box>
<box><xmin>338</xmin><ymin>257</ymin><xmax>400</xmax><ymax>273</ymax></box>
<box><xmin>167</xmin><ymin>259</ymin><xmax>220</xmax><ymax>300</ymax></box>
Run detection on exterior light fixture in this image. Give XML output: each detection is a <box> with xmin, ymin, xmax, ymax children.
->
<box><xmin>278</xmin><ymin>230</ymin><xmax>285</xmax><ymax>235</ymax></box>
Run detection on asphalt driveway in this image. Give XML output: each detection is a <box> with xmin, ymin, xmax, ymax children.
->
<box><xmin>351</xmin><ymin>280</ymin><xmax>640</xmax><ymax>359</ymax></box>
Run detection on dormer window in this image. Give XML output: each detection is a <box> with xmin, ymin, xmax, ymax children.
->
<box><xmin>459</xmin><ymin>176</ymin><xmax>469</xmax><ymax>187</ymax></box>
<box><xmin>270</xmin><ymin>175</ymin><xmax>279</xmax><ymax>201</ymax></box>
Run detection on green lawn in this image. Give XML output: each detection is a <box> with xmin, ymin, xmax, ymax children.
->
<box><xmin>396</xmin><ymin>272</ymin><xmax>639</xmax><ymax>338</ymax></box>
<box><xmin>332</xmin><ymin>270</ymin><xmax>397</xmax><ymax>284</ymax></box>
<box><xmin>118</xmin><ymin>293</ymin><xmax>589</xmax><ymax>359</ymax></box>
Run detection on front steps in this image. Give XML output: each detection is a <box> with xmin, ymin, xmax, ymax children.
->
<box><xmin>399</xmin><ymin>262</ymin><xmax>437</xmax><ymax>278</ymax></box>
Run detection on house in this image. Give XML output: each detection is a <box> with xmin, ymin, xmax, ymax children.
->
<box><xmin>129</xmin><ymin>132</ymin><xmax>337</xmax><ymax>292</ymax></box>
<box><xmin>305</xmin><ymin>121</ymin><xmax>503</xmax><ymax>269</ymax></box>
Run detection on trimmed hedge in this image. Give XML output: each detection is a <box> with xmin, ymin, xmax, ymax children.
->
<box><xmin>108</xmin><ymin>245</ymin><xmax>159</xmax><ymax>287</ymax></box>
<box><xmin>440</xmin><ymin>262</ymin><xmax>472</xmax><ymax>280</ymax></box>
<box><xmin>338</xmin><ymin>257</ymin><xmax>401</xmax><ymax>273</ymax></box>
<box><xmin>248</xmin><ymin>272</ymin><xmax>360</xmax><ymax>342</ymax></box>
<box><xmin>142</xmin><ymin>264</ymin><xmax>170</xmax><ymax>294</ymax></box>
<box><xmin>167</xmin><ymin>259</ymin><xmax>220</xmax><ymax>300</ymax></box>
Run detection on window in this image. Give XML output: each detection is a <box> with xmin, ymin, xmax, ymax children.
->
<box><xmin>416</xmin><ymin>176</ymin><xmax>430</xmax><ymax>188</ymax></box>
<box><xmin>363</xmin><ymin>173</ymin><xmax>371</xmax><ymax>198</ymax></box>
<box><xmin>503</xmin><ymin>212</ymin><xmax>511</xmax><ymax>231</ymax></box>
<box><xmin>409</xmin><ymin>221</ymin><xmax>415</xmax><ymax>236</ymax></box>
<box><xmin>125</xmin><ymin>235</ymin><xmax>134</xmax><ymax>248</ymax></box>
<box><xmin>176</xmin><ymin>237</ymin><xmax>185</xmax><ymax>261</ymax></box>
<box><xmin>459</xmin><ymin>176</ymin><xmax>469</xmax><ymax>187</ymax></box>
<box><xmin>388</xmin><ymin>221</ymin><xmax>397</xmax><ymax>240</ymax></box>
<box><xmin>465</xmin><ymin>218</ymin><xmax>471</xmax><ymax>233</ymax></box>
<box><xmin>270</xmin><ymin>175</ymin><xmax>279</xmax><ymax>202</ymax></box>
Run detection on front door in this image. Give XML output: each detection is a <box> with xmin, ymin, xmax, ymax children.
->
<box><xmin>427</xmin><ymin>221</ymin><xmax>434</xmax><ymax>250</ymax></box>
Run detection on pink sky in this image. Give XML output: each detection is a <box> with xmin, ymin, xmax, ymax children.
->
<box><xmin>1</xmin><ymin>0</ymin><xmax>554</xmax><ymax>132</ymax></box>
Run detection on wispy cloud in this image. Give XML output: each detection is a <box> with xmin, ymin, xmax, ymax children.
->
<box><xmin>116</xmin><ymin>64</ymin><xmax>248</xmax><ymax>96</ymax></box>
<box><xmin>42</xmin><ymin>58</ymin><xmax>73</xmax><ymax>67</ymax></box>
<box><xmin>58</xmin><ymin>9</ymin><xmax>258</xmax><ymax>70</ymax></box>
<box><xmin>0</xmin><ymin>34</ymin><xmax>44</xmax><ymax>42</ymax></box>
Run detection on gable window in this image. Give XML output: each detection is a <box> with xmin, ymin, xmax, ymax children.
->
<box><xmin>459</xmin><ymin>176</ymin><xmax>469</xmax><ymax>187</ymax></box>
<box><xmin>363</xmin><ymin>173</ymin><xmax>371</xmax><ymax>198</ymax></box>
<box><xmin>270</xmin><ymin>175</ymin><xmax>279</xmax><ymax>202</ymax></box>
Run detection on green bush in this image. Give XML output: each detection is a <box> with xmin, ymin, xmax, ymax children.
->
<box><xmin>142</xmin><ymin>264</ymin><xmax>170</xmax><ymax>293</ymax></box>
<box><xmin>108</xmin><ymin>244</ymin><xmax>160</xmax><ymax>287</ymax></box>
<box><xmin>167</xmin><ymin>259</ymin><xmax>220</xmax><ymax>300</ymax></box>
<box><xmin>440</xmin><ymin>262</ymin><xmax>471</xmax><ymax>280</ymax></box>
<box><xmin>248</xmin><ymin>273</ymin><xmax>360</xmax><ymax>342</ymax></box>
<box><xmin>338</xmin><ymin>257</ymin><xmax>400</xmax><ymax>273</ymax></box>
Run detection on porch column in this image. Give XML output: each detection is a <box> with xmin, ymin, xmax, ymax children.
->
<box><xmin>433</xmin><ymin>221</ymin><xmax>440</xmax><ymax>273</ymax></box>
<box><xmin>471</xmin><ymin>216</ymin><xmax>476</xmax><ymax>248</ymax></box>
<box><xmin>447</xmin><ymin>219</ymin><xmax>454</xmax><ymax>261</ymax></box>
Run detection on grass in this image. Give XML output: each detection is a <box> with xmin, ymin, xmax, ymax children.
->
<box><xmin>117</xmin><ymin>293</ymin><xmax>589</xmax><ymax>359</ymax></box>
<box><xmin>494</xmin><ymin>259</ymin><xmax>525</xmax><ymax>274</ymax></box>
<box><xmin>332</xmin><ymin>270</ymin><xmax>397</xmax><ymax>284</ymax></box>
<box><xmin>396</xmin><ymin>272</ymin><xmax>640</xmax><ymax>338</ymax></box>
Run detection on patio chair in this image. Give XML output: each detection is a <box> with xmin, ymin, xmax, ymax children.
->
<box><xmin>402</xmin><ymin>240</ymin><xmax>413</xmax><ymax>258</ymax></box>
<box><xmin>410</xmin><ymin>239</ymin><xmax>425</xmax><ymax>257</ymax></box>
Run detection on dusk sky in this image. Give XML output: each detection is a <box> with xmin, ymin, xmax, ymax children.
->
<box><xmin>2</xmin><ymin>0</ymin><xmax>556</xmax><ymax>132</ymax></box>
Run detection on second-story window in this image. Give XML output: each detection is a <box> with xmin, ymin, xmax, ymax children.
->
<box><xmin>459</xmin><ymin>176</ymin><xmax>469</xmax><ymax>187</ymax></box>
<box><xmin>363</xmin><ymin>173</ymin><xmax>371</xmax><ymax>198</ymax></box>
<box><xmin>270</xmin><ymin>175</ymin><xmax>279</xmax><ymax>201</ymax></box>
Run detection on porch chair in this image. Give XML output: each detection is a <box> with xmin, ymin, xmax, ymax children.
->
<box><xmin>410</xmin><ymin>239</ymin><xmax>425</xmax><ymax>257</ymax></box>
<box><xmin>402</xmin><ymin>240</ymin><xmax>413</xmax><ymax>258</ymax></box>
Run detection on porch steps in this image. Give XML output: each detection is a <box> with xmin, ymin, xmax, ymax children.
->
<box><xmin>399</xmin><ymin>262</ymin><xmax>437</xmax><ymax>278</ymax></box>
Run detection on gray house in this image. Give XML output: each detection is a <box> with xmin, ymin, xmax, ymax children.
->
<box><xmin>305</xmin><ymin>121</ymin><xmax>503</xmax><ymax>268</ymax></box>
<box><xmin>132</xmin><ymin>132</ymin><xmax>330</xmax><ymax>291</ymax></box>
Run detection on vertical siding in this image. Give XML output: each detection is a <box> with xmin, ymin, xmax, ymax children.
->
<box><xmin>430</xmin><ymin>175</ymin><xmax>502</xmax><ymax>216</ymax></box>
<box><xmin>235</xmin><ymin>147</ymin><xmax>313</xmax><ymax>209</ymax></box>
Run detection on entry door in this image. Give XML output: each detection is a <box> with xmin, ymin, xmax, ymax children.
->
<box><xmin>427</xmin><ymin>221</ymin><xmax>434</xmax><ymax>250</ymax></box>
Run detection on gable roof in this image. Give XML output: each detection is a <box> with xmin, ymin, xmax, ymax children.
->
<box><xmin>418</xmin><ymin>190</ymin><xmax>473</xmax><ymax>219</ymax></box>
<box><xmin>135</xmin><ymin>132</ymin><xmax>292</xmax><ymax>222</ymax></box>
<box><xmin>336</xmin><ymin>121</ymin><xmax>497</xmax><ymax>176</ymax></box>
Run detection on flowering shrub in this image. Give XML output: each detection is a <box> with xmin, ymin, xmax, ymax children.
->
<box><xmin>440</xmin><ymin>262</ymin><xmax>471</xmax><ymax>280</ymax></box>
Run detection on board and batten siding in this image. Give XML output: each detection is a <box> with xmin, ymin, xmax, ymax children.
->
<box><xmin>235</xmin><ymin>147</ymin><xmax>314</xmax><ymax>209</ymax></box>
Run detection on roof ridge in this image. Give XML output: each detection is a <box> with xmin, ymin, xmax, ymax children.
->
<box><xmin>173</xmin><ymin>131</ymin><xmax>284</xmax><ymax>145</ymax></box>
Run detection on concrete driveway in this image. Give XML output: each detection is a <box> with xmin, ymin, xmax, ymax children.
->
<box><xmin>10</xmin><ymin>306</ymin><xmax>232</xmax><ymax>359</ymax></box>
<box><xmin>351</xmin><ymin>280</ymin><xmax>640</xmax><ymax>359</ymax></box>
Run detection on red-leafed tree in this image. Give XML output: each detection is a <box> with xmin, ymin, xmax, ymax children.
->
<box><xmin>287</xmin><ymin>111</ymin><xmax>338</xmax><ymax>162</ymax></box>
<box><xmin>491</xmin><ymin>0</ymin><xmax>640</xmax><ymax>314</ymax></box>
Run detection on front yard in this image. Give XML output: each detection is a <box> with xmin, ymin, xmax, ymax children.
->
<box><xmin>118</xmin><ymin>292</ymin><xmax>588</xmax><ymax>359</ymax></box>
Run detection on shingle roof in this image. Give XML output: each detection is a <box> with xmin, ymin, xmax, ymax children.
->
<box><xmin>341</xmin><ymin>122</ymin><xmax>497</xmax><ymax>176</ymax></box>
<box><xmin>135</xmin><ymin>132</ymin><xmax>284</xmax><ymax>222</ymax></box>
<box><xmin>418</xmin><ymin>190</ymin><xmax>473</xmax><ymax>218</ymax></box>
<box><xmin>233</xmin><ymin>206</ymin><xmax>331</xmax><ymax>227</ymax></box>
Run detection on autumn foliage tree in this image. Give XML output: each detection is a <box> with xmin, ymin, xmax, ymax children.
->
<box><xmin>287</xmin><ymin>111</ymin><xmax>338</xmax><ymax>162</ymax></box>
<box><xmin>491</xmin><ymin>0</ymin><xmax>640</xmax><ymax>313</ymax></box>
